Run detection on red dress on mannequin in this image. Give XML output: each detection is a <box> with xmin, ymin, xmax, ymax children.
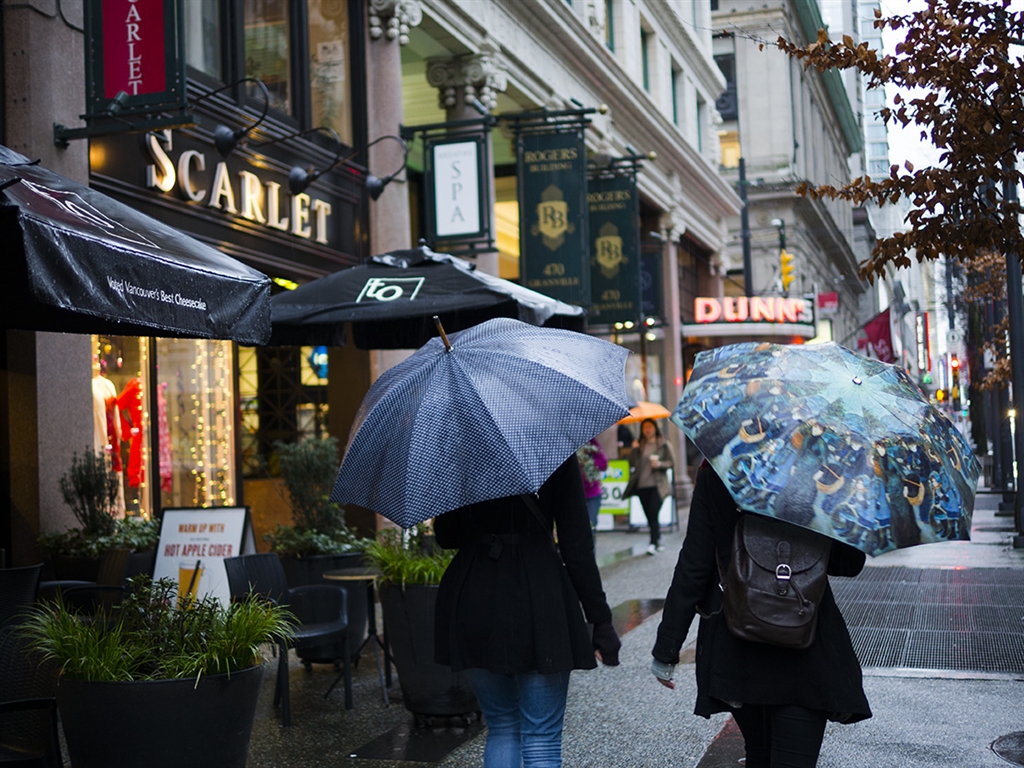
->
<box><xmin>117</xmin><ymin>377</ymin><xmax>145</xmax><ymax>488</ymax></box>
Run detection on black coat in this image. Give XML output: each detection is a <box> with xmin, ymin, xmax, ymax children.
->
<box><xmin>434</xmin><ymin>455</ymin><xmax>613</xmax><ymax>674</ymax></box>
<box><xmin>652</xmin><ymin>462</ymin><xmax>872</xmax><ymax>723</ymax></box>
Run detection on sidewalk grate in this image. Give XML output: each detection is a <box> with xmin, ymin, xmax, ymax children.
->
<box><xmin>833</xmin><ymin>568</ymin><xmax>1024</xmax><ymax>674</ymax></box>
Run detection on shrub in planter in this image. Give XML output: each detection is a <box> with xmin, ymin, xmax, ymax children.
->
<box><xmin>37</xmin><ymin>449</ymin><xmax>160</xmax><ymax>578</ymax></box>
<box><xmin>21</xmin><ymin>576</ymin><xmax>291</xmax><ymax>768</ymax></box>
<box><xmin>263</xmin><ymin>437</ymin><xmax>366</xmax><ymax>558</ymax></box>
<box><xmin>264</xmin><ymin>437</ymin><xmax>369</xmax><ymax>665</ymax></box>
<box><xmin>365</xmin><ymin>526</ymin><xmax>478</xmax><ymax>724</ymax></box>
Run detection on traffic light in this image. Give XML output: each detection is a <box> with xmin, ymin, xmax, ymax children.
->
<box><xmin>950</xmin><ymin>355</ymin><xmax>960</xmax><ymax>401</ymax></box>
<box><xmin>779</xmin><ymin>249</ymin><xmax>796</xmax><ymax>292</ymax></box>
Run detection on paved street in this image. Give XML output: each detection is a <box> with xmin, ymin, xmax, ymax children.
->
<box><xmin>244</xmin><ymin>490</ymin><xmax>1024</xmax><ymax>767</ymax></box>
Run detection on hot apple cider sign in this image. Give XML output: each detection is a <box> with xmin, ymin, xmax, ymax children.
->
<box><xmin>153</xmin><ymin>507</ymin><xmax>256</xmax><ymax>605</ymax></box>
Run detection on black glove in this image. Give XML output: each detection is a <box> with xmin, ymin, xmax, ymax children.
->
<box><xmin>592</xmin><ymin>619</ymin><xmax>621</xmax><ymax>666</ymax></box>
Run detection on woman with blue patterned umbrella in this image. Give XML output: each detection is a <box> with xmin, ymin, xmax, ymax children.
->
<box><xmin>650</xmin><ymin>342</ymin><xmax>980</xmax><ymax>767</ymax></box>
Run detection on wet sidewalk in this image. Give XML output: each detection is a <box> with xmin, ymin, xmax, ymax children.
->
<box><xmin>244</xmin><ymin>491</ymin><xmax>1024</xmax><ymax>767</ymax></box>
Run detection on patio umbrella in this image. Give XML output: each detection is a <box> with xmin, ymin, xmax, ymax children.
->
<box><xmin>673</xmin><ymin>341</ymin><xmax>981</xmax><ymax>557</ymax></box>
<box><xmin>331</xmin><ymin>317</ymin><xmax>631</xmax><ymax>527</ymax></box>
<box><xmin>618</xmin><ymin>400</ymin><xmax>672</xmax><ymax>424</ymax></box>
<box><xmin>268</xmin><ymin>245</ymin><xmax>585</xmax><ymax>349</ymax></box>
<box><xmin>0</xmin><ymin>145</ymin><xmax>271</xmax><ymax>344</ymax></box>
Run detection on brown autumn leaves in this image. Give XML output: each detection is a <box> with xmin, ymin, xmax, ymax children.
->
<box><xmin>775</xmin><ymin>0</ymin><xmax>1024</xmax><ymax>388</ymax></box>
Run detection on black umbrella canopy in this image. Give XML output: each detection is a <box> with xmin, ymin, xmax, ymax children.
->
<box><xmin>269</xmin><ymin>245</ymin><xmax>586</xmax><ymax>349</ymax></box>
<box><xmin>0</xmin><ymin>145</ymin><xmax>271</xmax><ymax>344</ymax></box>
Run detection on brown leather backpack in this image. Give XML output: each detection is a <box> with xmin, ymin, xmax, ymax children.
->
<box><xmin>720</xmin><ymin>514</ymin><xmax>831</xmax><ymax>650</ymax></box>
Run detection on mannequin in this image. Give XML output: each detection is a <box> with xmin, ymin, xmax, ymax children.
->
<box><xmin>92</xmin><ymin>358</ymin><xmax>126</xmax><ymax>517</ymax></box>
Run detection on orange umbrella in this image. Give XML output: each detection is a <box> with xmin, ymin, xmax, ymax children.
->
<box><xmin>617</xmin><ymin>401</ymin><xmax>671</xmax><ymax>424</ymax></box>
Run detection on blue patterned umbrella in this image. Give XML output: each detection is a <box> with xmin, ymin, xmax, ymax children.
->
<box><xmin>332</xmin><ymin>317</ymin><xmax>631</xmax><ymax>527</ymax></box>
<box><xmin>673</xmin><ymin>342</ymin><xmax>981</xmax><ymax>556</ymax></box>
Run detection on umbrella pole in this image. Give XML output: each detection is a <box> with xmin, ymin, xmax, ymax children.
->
<box><xmin>432</xmin><ymin>315</ymin><xmax>453</xmax><ymax>352</ymax></box>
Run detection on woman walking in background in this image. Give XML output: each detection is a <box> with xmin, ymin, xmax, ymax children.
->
<box><xmin>623</xmin><ymin>418</ymin><xmax>675</xmax><ymax>555</ymax></box>
<box><xmin>577</xmin><ymin>437</ymin><xmax>609</xmax><ymax>545</ymax></box>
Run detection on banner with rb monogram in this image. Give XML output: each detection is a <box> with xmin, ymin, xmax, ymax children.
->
<box><xmin>587</xmin><ymin>174</ymin><xmax>640</xmax><ymax>325</ymax></box>
<box><xmin>517</xmin><ymin>131</ymin><xmax>589</xmax><ymax>307</ymax></box>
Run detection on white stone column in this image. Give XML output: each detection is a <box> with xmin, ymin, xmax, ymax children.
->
<box><xmin>365</xmin><ymin>0</ymin><xmax>420</xmax><ymax>255</ymax></box>
<box><xmin>663</xmin><ymin>218</ymin><xmax>693</xmax><ymax>505</ymax></box>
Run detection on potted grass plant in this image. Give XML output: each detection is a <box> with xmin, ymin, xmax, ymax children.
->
<box><xmin>22</xmin><ymin>575</ymin><xmax>291</xmax><ymax>768</ymax></box>
<box><xmin>365</xmin><ymin>525</ymin><xmax>478</xmax><ymax>726</ymax></box>
<box><xmin>264</xmin><ymin>436</ymin><xmax>369</xmax><ymax>666</ymax></box>
<box><xmin>37</xmin><ymin>448</ymin><xmax>160</xmax><ymax>579</ymax></box>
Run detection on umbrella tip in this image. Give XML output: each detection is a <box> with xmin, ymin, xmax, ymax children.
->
<box><xmin>433</xmin><ymin>315</ymin><xmax>453</xmax><ymax>352</ymax></box>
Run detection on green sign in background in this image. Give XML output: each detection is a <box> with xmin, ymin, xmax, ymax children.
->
<box><xmin>587</xmin><ymin>174</ymin><xmax>640</xmax><ymax>325</ymax></box>
<box><xmin>518</xmin><ymin>131</ymin><xmax>589</xmax><ymax>306</ymax></box>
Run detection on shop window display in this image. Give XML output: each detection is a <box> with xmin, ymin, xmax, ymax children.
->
<box><xmin>91</xmin><ymin>337</ymin><xmax>238</xmax><ymax>514</ymax></box>
<box><xmin>157</xmin><ymin>338</ymin><xmax>237</xmax><ymax>508</ymax></box>
<box><xmin>92</xmin><ymin>335</ymin><xmax>151</xmax><ymax>518</ymax></box>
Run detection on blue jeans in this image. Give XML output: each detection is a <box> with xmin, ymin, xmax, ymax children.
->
<box><xmin>465</xmin><ymin>668</ymin><xmax>571</xmax><ymax>768</ymax></box>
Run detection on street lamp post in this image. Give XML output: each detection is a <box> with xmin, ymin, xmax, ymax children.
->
<box><xmin>1003</xmin><ymin>163</ymin><xmax>1024</xmax><ymax>543</ymax></box>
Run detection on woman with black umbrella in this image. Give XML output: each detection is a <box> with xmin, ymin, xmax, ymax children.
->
<box><xmin>433</xmin><ymin>454</ymin><xmax>621</xmax><ymax>768</ymax></box>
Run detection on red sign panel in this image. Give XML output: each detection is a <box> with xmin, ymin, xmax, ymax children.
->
<box><xmin>102</xmin><ymin>0</ymin><xmax>166</xmax><ymax>98</ymax></box>
<box><xmin>817</xmin><ymin>291</ymin><xmax>838</xmax><ymax>312</ymax></box>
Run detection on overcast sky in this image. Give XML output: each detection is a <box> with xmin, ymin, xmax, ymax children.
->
<box><xmin>877</xmin><ymin>0</ymin><xmax>1023</xmax><ymax>170</ymax></box>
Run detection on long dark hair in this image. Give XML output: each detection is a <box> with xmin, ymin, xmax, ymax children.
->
<box><xmin>639</xmin><ymin>418</ymin><xmax>661</xmax><ymax>444</ymax></box>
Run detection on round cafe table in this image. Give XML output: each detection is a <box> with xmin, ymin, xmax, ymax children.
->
<box><xmin>324</xmin><ymin>566</ymin><xmax>393</xmax><ymax>705</ymax></box>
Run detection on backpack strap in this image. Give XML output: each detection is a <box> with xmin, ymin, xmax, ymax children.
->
<box><xmin>519</xmin><ymin>493</ymin><xmax>556</xmax><ymax>547</ymax></box>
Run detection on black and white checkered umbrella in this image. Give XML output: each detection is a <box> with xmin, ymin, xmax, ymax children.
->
<box><xmin>331</xmin><ymin>317</ymin><xmax>631</xmax><ymax>527</ymax></box>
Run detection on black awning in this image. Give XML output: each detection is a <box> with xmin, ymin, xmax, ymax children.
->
<box><xmin>269</xmin><ymin>246</ymin><xmax>586</xmax><ymax>348</ymax></box>
<box><xmin>0</xmin><ymin>145</ymin><xmax>271</xmax><ymax>345</ymax></box>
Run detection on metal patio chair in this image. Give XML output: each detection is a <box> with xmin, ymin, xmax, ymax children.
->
<box><xmin>223</xmin><ymin>553</ymin><xmax>352</xmax><ymax>726</ymax></box>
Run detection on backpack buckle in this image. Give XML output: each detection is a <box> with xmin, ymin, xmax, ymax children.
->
<box><xmin>775</xmin><ymin>564</ymin><xmax>792</xmax><ymax>580</ymax></box>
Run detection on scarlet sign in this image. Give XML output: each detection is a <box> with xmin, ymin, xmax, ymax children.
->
<box><xmin>103</xmin><ymin>0</ymin><xmax>166</xmax><ymax>97</ymax></box>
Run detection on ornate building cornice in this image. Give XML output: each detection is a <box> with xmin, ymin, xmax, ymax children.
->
<box><xmin>425</xmin><ymin>54</ymin><xmax>508</xmax><ymax>112</ymax></box>
<box><xmin>369</xmin><ymin>0</ymin><xmax>422</xmax><ymax>45</ymax></box>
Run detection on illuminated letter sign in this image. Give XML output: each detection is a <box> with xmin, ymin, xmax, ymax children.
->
<box><xmin>916</xmin><ymin>312</ymin><xmax>931</xmax><ymax>372</ymax></box>
<box><xmin>143</xmin><ymin>130</ymin><xmax>336</xmax><ymax>246</ymax></box>
<box><xmin>690</xmin><ymin>296</ymin><xmax>816</xmax><ymax>336</ymax></box>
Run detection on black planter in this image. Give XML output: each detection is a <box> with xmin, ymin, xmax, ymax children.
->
<box><xmin>49</xmin><ymin>555</ymin><xmax>101</xmax><ymax>582</ymax></box>
<box><xmin>56</xmin><ymin>664</ymin><xmax>264</xmax><ymax>768</ymax></box>
<box><xmin>279</xmin><ymin>552</ymin><xmax>368</xmax><ymax>665</ymax></box>
<box><xmin>378</xmin><ymin>583</ymin><xmax>478</xmax><ymax>720</ymax></box>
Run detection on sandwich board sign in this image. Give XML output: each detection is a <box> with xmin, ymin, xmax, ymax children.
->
<box><xmin>152</xmin><ymin>507</ymin><xmax>257</xmax><ymax>605</ymax></box>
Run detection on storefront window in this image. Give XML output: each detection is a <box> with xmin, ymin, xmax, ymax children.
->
<box><xmin>495</xmin><ymin>175</ymin><xmax>520</xmax><ymax>280</ymax></box>
<box><xmin>718</xmin><ymin>129</ymin><xmax>740</xmax><ymax>169</ymax></box>
<box><xmin>92</xmin><ymin>335</ymin><xmax>152</xmax><ymax>519</ymax></box>
<box><xmin>238</xmin><ymin>345</ymin><xmax>330</xmax><ymax>479</ymax></box>
<box><xmin>308</xmin><ymin>0</ymin><xmax>352</xmax><ymax>145</ymax></box>
<box><xmin>245</xmin><ymin>0</ymin><xmax>293</xmax><ymax>115</ymax></box>
<box><xmin>185</xmin><ymin>0</ymin><xmax>223</xmax><ymax>80</ymax></box>
<box><xmin>156</xmin><ymin>338</ymin><xmax>237</xmax><ymax>508</ymax></box>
